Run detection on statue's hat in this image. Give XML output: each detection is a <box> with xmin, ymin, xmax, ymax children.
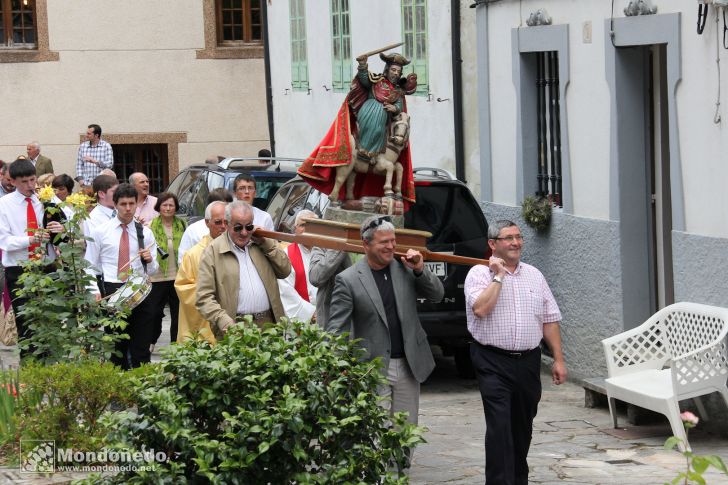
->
<box><xmin>379</xmin><ymin>52</ymin><xmax>410</xmax><ymax>66</ymax></box>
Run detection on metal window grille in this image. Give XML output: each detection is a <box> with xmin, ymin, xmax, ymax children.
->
<box><xmin>535</xmin><ymin>51</ymin><xmax>562</xmax><ymax>207</ymax></box>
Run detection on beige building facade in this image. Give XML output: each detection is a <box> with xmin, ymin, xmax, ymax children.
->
<box><xmin>0</xmin><ymin>0</ymin><xmax>269</xmax><ymax>192</ymax></box>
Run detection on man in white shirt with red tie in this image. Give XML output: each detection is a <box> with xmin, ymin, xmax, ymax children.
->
<box><xmin>278</xmin><ymin>210</ymin><xmax>318</xmax><ymax>323</ymax></box>
<box><xmin>85</xmin><ymin>183</ymin><xmax>158</xmax><ymax>369</ymax></box>
<box><xmin>0</xmin><ymin>158</ymin><xmax>64</xmax><ymax>358</ymax></box>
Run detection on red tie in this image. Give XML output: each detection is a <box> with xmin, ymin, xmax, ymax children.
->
<box><xmin>26</xmin><ymin>198</ymin><xmax>39</xmax><ymax>258</ymax></box>
<box><xmin>117</xmin><ymin>225</ymin><xmax>130</xmax><ymax>281</ymax></box>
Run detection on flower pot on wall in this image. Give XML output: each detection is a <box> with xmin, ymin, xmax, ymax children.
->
<box><xmin>521</xmin><ymin>196</ymin><xmax>552</xmax><ymax>231</ymax></box>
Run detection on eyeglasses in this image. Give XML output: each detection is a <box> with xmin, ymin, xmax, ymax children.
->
<box><xmin>232</xmin><ymin>223</ymin><xmax>255</xmax><ymax>233</ymax></box>
<box><xmin>494</xmin><ymin>235</ymin><xmax>524</xmax><ymax>242</ymax></box>
<box><xmin>211</xmin><ymin>219</ymin><xmax>226</xmax><ymax>226</ymax></box>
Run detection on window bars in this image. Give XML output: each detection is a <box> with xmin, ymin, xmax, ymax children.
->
<box><xmin>535</xmin><ymin>51</ymin><xmax>563</xmax><ymax>207</ymax></box>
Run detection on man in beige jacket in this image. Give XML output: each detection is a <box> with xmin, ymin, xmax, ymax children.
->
<box><xmin>196</xmin><ymin>200</ymin><xmax>290</xmax><ymax>339</ymax></box>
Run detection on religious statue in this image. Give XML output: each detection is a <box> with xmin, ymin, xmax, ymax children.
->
<box><xmin>297</xmin><ymin>44</ymin><xmax>418</xmax><ymax>212</ymax></box>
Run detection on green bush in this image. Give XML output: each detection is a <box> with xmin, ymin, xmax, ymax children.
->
<box><xmin>17</xmin><ymin>198</ymin><xmax>129</xmax><ymax>364</ymax></box>
<box><xmin>15</xmin><ymin>360</ymin><xmax>149</xmax><ymax>451</ymax></box>
<box><xmin>88</xmin><ymin>320</ymin><xmax>424</xmax><ymax>484</ymax></box>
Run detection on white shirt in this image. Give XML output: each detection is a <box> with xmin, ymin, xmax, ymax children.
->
<box><xmin>83</xmin><ymin>204</ymin><xmax>116</xmax><ymax>241</ymax></box>
<box><xmin>177</xmin><ymin>218</ymin><xmax>208</xmax><ymax>265</ymax></box>
<box><xmin>227</xmin><ymin>233</ymin><xmax>270</xmax><ymax>315</ymax></box>
<box><xmin>84</xmin><ymin>217</ymin><xmax>159</xmax><ymax>293</ymax></box>
<box><xmin>253</xmin><ymin>206</ymin><xmax>274</xmax><ymax>231</ymax></box>
<box><xmin>0</xmin><ymin>191</ymin><xmax>55</xmax><ymax>266</ymax></box>
<box><xmin>277</xmin><ymin>244</ymin><xmax>317</xmax><ymax>322</ymax></box>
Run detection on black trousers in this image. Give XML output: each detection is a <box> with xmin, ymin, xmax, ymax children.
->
<box><xmin>5</xmin><ymin>265</ymin><xmax>34</xmax><ymax>359</ymax></box>
<box><xmin>148</xmin><ymin>280</ymin><xmax>179</xmax><ymax>344</ymax></box>
<box><xmin>104</xmin><ymin>281</ymin><xmax>156</xmax><ymax>370</ymax></box>
<box><xmin>471</xmin><ymin>343</ymin><xmax>542</xmax><ymax>485</ymax></box>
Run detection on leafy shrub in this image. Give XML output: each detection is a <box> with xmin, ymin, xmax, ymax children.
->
<box><xmin>89</xmin><ymin>320</ymin><xmax>424</xmax><ymax>484</ymax></box>
<box><xmin>15</xmin><ymin>360</ymin><xmax>148</xmax><ymax>451</ymax></box>
<box><xmin>0</xmin><ymin>366</ymin><xmax>22</xmax><ymax>450</ymax></box>
<box><xmin>17</xmin><ymin>197</ymin><xmax>129</xmax><ymax>364</ymax></box>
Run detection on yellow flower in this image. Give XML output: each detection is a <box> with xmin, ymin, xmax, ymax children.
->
<box><xmin>65</xmin><ymin>192</ymin><xmax>91</xmax><ymax>209</ymax></box>
<box><xmin>37</xmin><ymin>185</ymin><xmax>55</xmax><ymax>203</ymax></box>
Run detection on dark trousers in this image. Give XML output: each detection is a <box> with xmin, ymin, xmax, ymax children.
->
<box><xmin>5</xmin><ymin>266</ymin><xmax>34</xmax><ymax>359</ymax></box>
<box><xmin>148</xmin><ymin>280</ymin><xmax>179</xmax><ymax>344</ymax></box>
<box><xmin>471</xmin><ymin>343</ymin><xmax>542</xmax><ymax>485</ymax></box>
<box><xmin>104</xmin><ymin>281</ymin><xmax>156</xmax><ymax>370</ymax></box>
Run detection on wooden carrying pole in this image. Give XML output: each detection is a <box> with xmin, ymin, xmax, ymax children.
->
<box><xmin>253</xmin><ymin>218</ymin><xmax>489</xmax><ymax>267</ymax></box>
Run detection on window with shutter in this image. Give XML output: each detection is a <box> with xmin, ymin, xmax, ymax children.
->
<box><xmin>330</xmin><ymin>0</ymin><xmax>351</xmax><ymax>93</ymax></box>
<box><xmin>401</xmin><ymin>0</ymin><xmax>428</xmax><ymax>96</ymax></box>
<box><xmin>290</xmin><ymin>0</ymin><xmax>309</xmax><ymax>92</ymax></box>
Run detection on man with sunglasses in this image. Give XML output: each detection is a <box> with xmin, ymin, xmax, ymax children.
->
<box><xmin>328</xmin><ymin>215</ymin><xmax>444</xmax><ymax>462</ymax></box>
<box><xmin>464</xmin><ymin>219</ymin><xmax>566</xmax><ymax>485</ymax></box>
<box><xmin>175</xmin><ymin>201</ymin><xmax>228</xmax><ymax>344</ymax></box>
<box><xmin>177</xmin><ymin>188</ymin><xmax>234</xmax><ymax>265</ymax></box>
<box><xmin>196</xmin><ymin>200</ymin><xmax>290</xmax><ymax>338</ymax></box>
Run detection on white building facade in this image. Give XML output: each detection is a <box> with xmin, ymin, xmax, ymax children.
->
<box><xmin>266</xmin><ymin>0</ymin><xmax>479</xmax><ymax>183</ymax></box>
<box><xmin>0</xmin><ymin>0</ymin><xmax>269</xmax><ymax>193</ymax></box>
<box><xmin>474</xmin><ymin>0</ymin><xmax>728</xmax><ymax>378</ymax></box>
<box><xmin>267</xmin><ymin>0</ymin><xmax>728</xmax><ymax>380</ymax></box>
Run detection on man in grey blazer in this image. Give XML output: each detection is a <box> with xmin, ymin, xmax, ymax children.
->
<box><xmin>328</xmin><ymin>215</ymin><xmax>444</xmax><ymax>428</ymax></box>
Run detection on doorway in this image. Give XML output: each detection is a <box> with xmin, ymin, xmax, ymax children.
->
<box><xmin>112</xmin><ymin>144</ymin><xmax>169</xmax><ymax>195</ymax></box>
<box><xmin>646</xmin><ymin>45</ymin><xmax>674</xmax><ymax>311</ymax></box>
<box><xmin>613</xmin><ymin>43</ymin><xmax>674</xmax><ymax>329</ymax></box>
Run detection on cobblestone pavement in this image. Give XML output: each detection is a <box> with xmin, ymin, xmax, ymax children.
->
<box><xmin>410</xmin><ymin>353</ymin><xmax>728</xmax><ymax>485</ymax></box>
<box><xmin>2</xmin><ymin>323</ymin><xmax>728</xmax><ymax>484</ymax></box>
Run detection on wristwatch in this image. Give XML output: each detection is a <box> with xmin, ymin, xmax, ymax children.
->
<box><xmin>492</xmin><ymin>275</ymin><xmax>503</xmax><ymax>284</ymax></box>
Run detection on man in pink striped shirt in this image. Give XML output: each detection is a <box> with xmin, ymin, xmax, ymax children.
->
<box><xmin>464</xmin><ymin>219</ymin><xmax>567</xmax><ymax>485</ymax></box>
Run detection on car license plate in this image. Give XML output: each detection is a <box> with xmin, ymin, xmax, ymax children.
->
<box><xmin>424</xmin><ymin>262</ymin><xmax>446</xmax><ymax>277</ymax></box>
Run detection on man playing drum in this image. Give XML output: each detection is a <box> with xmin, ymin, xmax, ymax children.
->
<box><xmin>85</xmin><ymin>183</ymin><xmax>158</xmax><ymax>369</ymax></box>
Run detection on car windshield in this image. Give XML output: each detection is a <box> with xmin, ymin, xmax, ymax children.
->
<box><xmin>405</xmin><ymin>183</ymin><xmax>488</xmax><ymax>258</ymax></box>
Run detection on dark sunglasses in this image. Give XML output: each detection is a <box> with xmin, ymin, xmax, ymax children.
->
<box><xmin>361</xmin><ymin>216</ymin><xmax>392</xmax><ymax>236</ymax></box>
<box><xmin>366</xmin><ymin>216</ymin><xmax>391</xmax><ymax>230</ymax></box>
<box><xmin>232</xmin><ymin>223</ymin><xmax>255</xmax><ymax>233</ymax></box>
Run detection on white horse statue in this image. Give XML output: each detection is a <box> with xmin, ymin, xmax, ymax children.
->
<box><xmin>329</xmin><ymin>112</ymin><xmax>411</xmax><ymax>205</ymax></box>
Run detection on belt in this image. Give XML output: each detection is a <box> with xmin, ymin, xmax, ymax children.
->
<box><xmin>237</xmin><ymin>309</ymin><xmax>273</xmax><ymax>323</ymax></box>
<box><xmin>481</xmin><ymin>344</ymin><xmax>539</xmax><ymax>359</ymax></box>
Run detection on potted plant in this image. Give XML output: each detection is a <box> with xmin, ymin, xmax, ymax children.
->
<box><xmin>521</xmin><ymin>196</ymin><xmax>552</xmax><ymax>231</ymax></box>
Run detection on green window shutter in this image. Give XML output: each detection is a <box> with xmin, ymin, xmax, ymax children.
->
<box><xmin>331</xmin><ymin>0</ymin><xmax>351</xmax><ymax>93</ymax></box>
<box><xmin>290</xmin><ymin>0</ymin><xmax>309</xmax><ymax>91</ymax></box>
<box><xmin>401</xmin><ymin>0</ymin><xmax>428</xmax><ymax>96</ymax></box>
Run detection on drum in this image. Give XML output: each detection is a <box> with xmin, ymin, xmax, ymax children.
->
<box><xmin>106</xmin><ymin>274</ymin><xmax>152</xmax><ymax>310</ymax></box>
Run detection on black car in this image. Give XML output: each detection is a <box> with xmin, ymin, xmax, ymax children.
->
<box><xmin>266</xmin><ymin>167</ymin><xmax>491</xmax><ymax>377</ymax></box>
<box><xmin>166</xmin><ymin>157</ymin><xmax>301</xmax><ymax>221</ymax></box>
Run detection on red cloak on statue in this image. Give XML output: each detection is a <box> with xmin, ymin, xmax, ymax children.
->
<box><xmin>297</xmin><ymin>80</ymin><xmax>416</xmax><ymax>211</ymax></box>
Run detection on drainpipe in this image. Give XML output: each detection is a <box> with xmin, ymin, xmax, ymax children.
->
<box><xmin>473</xmin><ymin>0</ymin><xmax>494</xmax><ymax>202</ymax></box>
<box><xmin>451</xmin><ymin>0</ymin><xmax>465</xmax><ymax>182</ymax></box>
<box><xmin>262</xmin><ymin>0</ymin><xmax>276</xmax><ymax>156</ymax></box>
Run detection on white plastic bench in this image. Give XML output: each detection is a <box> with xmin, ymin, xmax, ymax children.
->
<box><xmin>602</xmin><ymin>302</ymin><xmax>728</xmax><ymax>451</ymax></box>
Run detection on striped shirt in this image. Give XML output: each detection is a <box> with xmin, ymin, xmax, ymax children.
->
<box><xmin>76</xmin><ymin>139</ymin><xmax>114</xmax><ymax>185</ymax></box>
<box><xmin>464</xmin><ymin>261</ymin><xmax>561</xmax><ymax>351</ymax></box>
<box><xmin>227</xmin><ymin>233</ymin><xmax>270</xmax><ymax>315</ymax></box>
